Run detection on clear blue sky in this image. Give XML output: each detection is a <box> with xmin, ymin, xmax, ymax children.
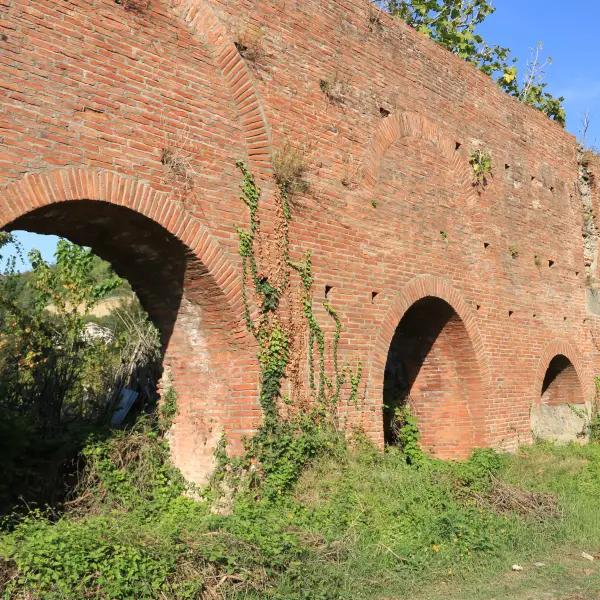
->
<box><xmin>3</xmin><ymin>1</ymin><xmax>599</xmax><ymax>270</ymax></box>
<box><xmin>480</xmin><ymin>0</ymin><xmax>600</xmax><ymax>147</ymax></box>
<box><xmin>1</xmin><ymin>231</ymin><xmax>61</xmax><ymax>271</ymax></box>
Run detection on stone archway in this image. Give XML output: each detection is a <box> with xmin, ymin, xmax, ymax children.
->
<box><xmin>1</xmin><ymin>168</ymin><xmax>260</xmax><ymax>484</ymax></box>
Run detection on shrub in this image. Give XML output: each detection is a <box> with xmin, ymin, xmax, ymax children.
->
<box><xmin>272</xmin><ymin>141</ymin><xmax>310</xmax><ymax>197</ymax></box>
<box><xmin>390</xmin><ymin>404</ymin><xmax>425</xmax><ymax>465</ymax></box>
<box><xmin>470</xmin><ymin>148</ymin><xmax>493</xmax><ymax>186</ymax></box>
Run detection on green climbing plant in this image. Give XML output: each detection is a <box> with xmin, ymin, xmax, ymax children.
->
<box><xmin>235</xmin><ymin>160</ymin><xmax>362</xmax><ymax>429</ymax></box>
<box><xmin>236</xmin><ymin>161</ymin><xmax>293</xmax><ymax>424</ymax></box>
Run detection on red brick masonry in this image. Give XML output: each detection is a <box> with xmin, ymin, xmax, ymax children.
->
<box><xmin>1</xmin><ymin>0</ymin><xmax>597</xmax><ymax>480</ymax></box>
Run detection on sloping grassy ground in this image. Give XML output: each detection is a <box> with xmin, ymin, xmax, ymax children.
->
<box><xmin>1</xmin><ymin>424</ymin><xmax>599</xmax><ymax>599</ymax></box>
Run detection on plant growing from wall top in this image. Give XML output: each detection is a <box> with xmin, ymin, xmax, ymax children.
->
<box><xmin>272</xmin><ymin>141</ymin><xmax>310</xmax><ymax>198</ymax></box>
<box><xmin>115</xmin><ymin>0</ymin><xmax>150</xmax><ymax>13</ymax></box>
<box><xmin>234</xmin><ymin>25</ymin><xmax>266</xmax><ymax>65</ymax></box>
<box><xmin>319</xmin><ymin>73</ymin><xmax>349</xmax><ymax>105</ymax></box>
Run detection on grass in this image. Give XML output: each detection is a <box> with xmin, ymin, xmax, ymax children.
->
<box><xmin>1</xmin><ymin>424</ymin><xmax>600</xmax><ymax>599</ymax></box>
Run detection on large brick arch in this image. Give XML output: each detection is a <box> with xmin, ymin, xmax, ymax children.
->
<box><xmin>366</xmin><ymin>275</ymin><xmax>491</xmax><ymax>455</ymax></box>
<box><xmin>532</xmin><ymin>339</ymin><xmax>590</xmax><ymax>406</ymax></box>
<box><xmin>1</xmin><ymin>167</ymin><xmax>260</xmax><ymax>484</ymax></box>
<box><xmin>1</xmin><ymin>168</ymin><xmax>244</xmax><ymax>317</ymax></box>
<box><xmin>169</xmin><ymin>0</ymin><xmax>272</xmax><ymax>179</ymax></box>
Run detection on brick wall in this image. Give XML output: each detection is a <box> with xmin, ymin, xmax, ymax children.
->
<box><xmin>2</xmin><ymin>0</ymin><xmax>598</xmax><ymax>480</ymax></box>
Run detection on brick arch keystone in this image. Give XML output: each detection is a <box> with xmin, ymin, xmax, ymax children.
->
<box><xmin>0</xmin><ymin>167</ymin><xmax>247</xmax><ymax>328</ymax></box>
<box><xmin>360</xmin><ymin>111</ymin><xmax>477</xmax><ymax>205</ymax></box>
<box><xmin>169</xmin><ymin>0</ymin><xmax>272</xmax><ymax>179</ymax></box>
<box><xmin>366</xmin><ymin>275</ymin><xmax>492</xmax><ymax>442</ymax></box>
<box><xmin>532</xmin><ymin>339</ymin><xmax>590</xmax><ymax>405</ymax></box>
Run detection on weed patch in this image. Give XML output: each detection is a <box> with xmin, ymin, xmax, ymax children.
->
<box><xmin>272</xmin><ymin>141</ymin><xmax>310</xmax><ymax>198</ymax></box>
<box><xmin>4</xmin><ymin>431</ymin><xmax>600</xmax><ymax>599</ymax></box>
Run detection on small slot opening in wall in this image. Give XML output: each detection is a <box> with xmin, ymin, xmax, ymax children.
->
<box><xmin>379</xmin><ymin>107</ymin><xmax>390</xmax><ymax>118</ymax></box>
<box><xmin>455</xmin><ymin>141</ymin><xmax>462</xmax><ymax>151</ymax></box>
<box><xmin>548</xmin><ymin>260</ymin><xmax>555</xmax><ymax>268</ymax></box>
<box><xmin>508</xmin><ymin>310</ymin><xmax>514</xmax><ymax>317</ymax></box>
<box><xmin>533</xmin><ymin>313</ymin><xmax>537</xmax><ymax>318</ymax></box>
<box><xmin>576</xmin><ymin>271</ymin><xmax>580</xmax><ymax>277</ymax></box>
<box><xmin>505</xmin><ymin>163</ymin><xmax>510</xmax><ymax>170</ymax></box>
<box><xmin>484</xmin><ymin>242</ymin><xmax>490</xmax><ymax>249</ymax></box>
<box><xmin>563</xmin><ymin>316</ymin><xmax>568</xmax><ymax>321</ymax></box>
<box><xmin>550</xmin><ymin>186</ymin><xmax>555</xmax><ymax>193</ymax></box>
<box><xmin>371</xmin><ymin>291</ymin><xmax>379</xmax><ymax>303</ymax></box>
<box><xmin>325</xmin><ymin>285</ymin><xmax>333</xmax><ymax>298</ymax></box>
<box><xmin>476</xmin><ymin>304</ymin><xmax>481</xmax><ymax>311</ymax></box>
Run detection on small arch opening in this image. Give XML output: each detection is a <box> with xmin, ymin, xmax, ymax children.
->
<box><xmin>532</xmin><ymin>354</ymin><xmax>587</xmax><ymax>443</ymax></box>
<box><xmin>383</xmin><ymin>296</ymin><xmax>484</xmax><ymax>459</ymax></box>
<box><xmin>541</xmin><ymin>355</ymin><xmax>584</xmax><ymax>406</ymax></box>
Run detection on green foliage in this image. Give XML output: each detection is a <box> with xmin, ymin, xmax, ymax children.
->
<box><xmin>236</xmin><ymin>162</ymin><xmax>362</xmax><ymax>429</ymax></box>
<box><xmin>590</xmin><ymin>408</ymin><xmax>600</xmax><ymax>442</ymax></box>
<box><xmin>590</xmin><ymin>376</ymin><xmax>600</xmax><ymax>442</ymax></box>
<box><xmin>453</xmin><ymin>447</ymin><xmax>505</xmax><ymax>491</ymax></box>
<box><xmin>391</xmin><ymin>405</ymin><xmax>425</xmax><ymax>465</ymax></box>
<box><xmin>469</xmin><ymin>148</ymin><xmax>493</xmax><ymax>186</ymax></box>
<box><xmin>258</xmin><ymin>324</ymin><xmax>290</xmax><ymax>424</ymax></box>
<box><xmin>0</xmin><ymin>240</ymin><xmax>123</xmax><ymax>424</ymax></box>
<box><xmin>0</xmin><ymin>236</ymin><xmax>161</xmax><ymax>511</ymax></box>
<box><xmin>4</xmin><ymin>417</ymin><xmax>600</xmax><ymax>599</ymax></box>
<box><xmin>158</xmin><ymin>386</ymin><xmax>178</xmax><ymax>432</ymax></box>
<box><xmin>378</xmin><ymin>0</ymin><xmax>565</xmax><ymax>125</ymax></box>
<box><xmin>243</xmin><ymin>416</ymin><xmax>345</xmax><ymax>500</ymax></box>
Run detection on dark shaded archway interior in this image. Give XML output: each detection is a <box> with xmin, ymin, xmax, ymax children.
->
<box><xmin>383</xmin><ymin>296</ymin><xmax>483</xmax><ymax>459</ymax></box>
<box><xmin>7</xmin><ymin>201</ymin><xmax>186</xmax><ymax>348</ymax></box>
<box><xmin>384</xmin><ymin>297</ymin><xmax>453</xmax><ymax>443</ymax></box>
<box><xmin>541</xmin><ymin>354</ymin><xmax>584</xmax><ymax>406</ymax></box>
